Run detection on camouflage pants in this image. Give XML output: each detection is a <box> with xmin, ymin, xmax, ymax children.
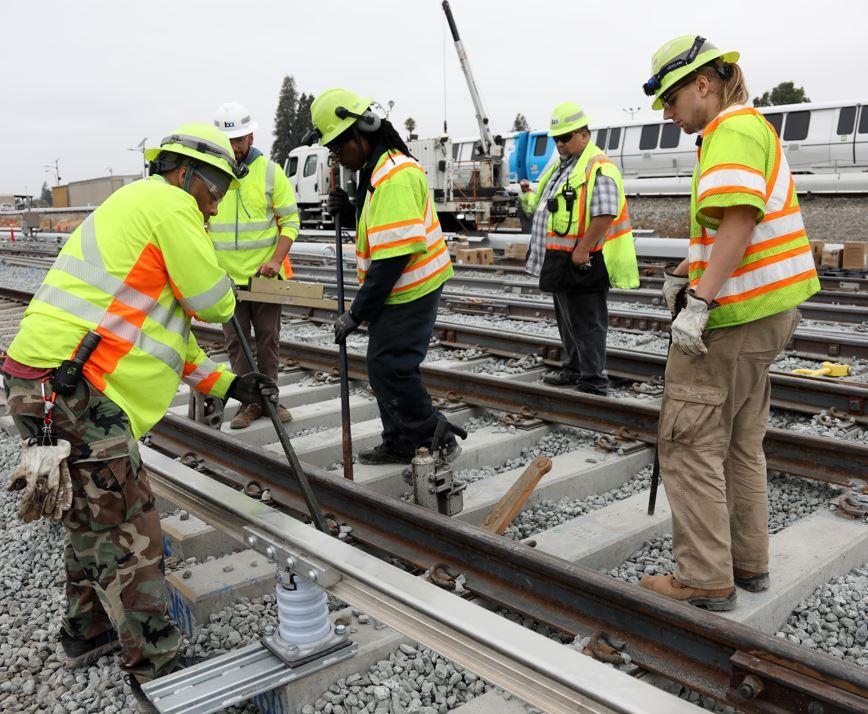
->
<box><xmin>3</xmin><ymin>372</ymin><xmax>180</xmax><ymax>680</ymax></box>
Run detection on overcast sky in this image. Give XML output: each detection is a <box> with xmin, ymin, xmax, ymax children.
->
<box><xmin>2</xmin><ymin>0</ymin><xmax>864</xmax><ymax>195</ymax></box>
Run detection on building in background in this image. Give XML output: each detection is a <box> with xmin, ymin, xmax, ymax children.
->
<box><xmin>52</xmin><ymin>174</ymin><xmax>139</xmax><ymax>208</ymax></box>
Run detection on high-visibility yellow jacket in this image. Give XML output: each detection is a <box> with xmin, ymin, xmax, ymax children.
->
<box><xmin>525</xmin><ymin>143</ymin><xmax>640</xmax><ymax>289</ymax></box>
<box><xmin>7</xmin><ymin>175</ymin><xmax>236</xmax><ymax>438</ymax></box>
<box><xmin>689</xmin><ymin>104</ymin><xmax>819</xmax><ymax>329</ymax></box>
<box><xmin>355</xmin><ymin>150</ymin><xmax>453</xmax><ymax>304</ymax></box>
<box><xmin>207</xmin><ymin>150</ymin><xmax>300</xmax><ymax>285</ymax></box>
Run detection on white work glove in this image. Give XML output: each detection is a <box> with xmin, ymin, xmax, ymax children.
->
<box><xmin>7</xmin><ymin>439</ymin><xmax>73</xmax><ymax>522</ymax></box>
<box><xmin>670</xmin><ymin>292</ymin><xmax>710</xmax><ymax>356</ymax></box>
<box><xmin>662</xmin><ymin>265</ymin><xmax>690</xmax><ymax>315</ymax></box>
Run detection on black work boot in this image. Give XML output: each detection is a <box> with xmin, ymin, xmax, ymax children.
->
<box><xmin>358</xmin><ymin>443</ymin><xmax>414</xmax><ymax>465</ymax></box>
<box><xmin>734</xmin><ymin>568</ymin><xmax>771</xmax><ymax>592</ymax></box>
<box><xmin>542</xmin><ymin>370</ymin><xmax>578</xmax><ymax>386</ymax></box>
<box><xmin>126</xmin><ymin>675</ymin><xmax>158</xmax><ymax>714</ymax></box>
<box><xmin>60</xmin><ymin>629</ymin><xmax>121</xmax><ymax>669</ymax></box>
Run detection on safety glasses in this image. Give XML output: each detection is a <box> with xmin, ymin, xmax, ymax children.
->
<box><xmin>660</xmin><ymin>73</ymin><xmax>696</xmax><ymax>109</ymax></box>
<box><xmin>192</xmin><ymin>167</ymin><xmax>230</xmax><ymax>203</ymax></box>
<box><xmin>553</xmin><ymin>131</ymin><xmax>576</xmax><ymax>145</ymax></box>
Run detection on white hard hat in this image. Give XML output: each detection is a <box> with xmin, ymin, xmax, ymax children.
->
<box><xmin>213</xmin><ymin>102</ymin><xmax>258</xmax><ymax>139</ymax></box>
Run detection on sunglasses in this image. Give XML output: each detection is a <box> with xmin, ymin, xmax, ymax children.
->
<box><xmin>553</xmin><ymin>131</ymin><xmax>576</xmax><ymax>145</ymax></box>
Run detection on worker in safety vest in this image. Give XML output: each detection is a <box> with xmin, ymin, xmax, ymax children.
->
<box><xmin>209</xmin><ymin>102</ymin><xmax>299</xmax><ymax>429</ymax></box>
<box><xmin>2</xmin><ymin>124</ymin><xmax>278</xmax><ymax>712</ymax></box>
<box><xmin>638</xmin><ymin>37</ymin><xmax>820</xmax><ymax>610</ymax></box>
<box><xmin>520</xmin><ymin>102</ymin><xmax>639</xmax><ymax>395</ymax></box>
<box><xmin>309</xmin><ymin>88</ymin><xmax>457</xmax><ymax>464</ymax></box>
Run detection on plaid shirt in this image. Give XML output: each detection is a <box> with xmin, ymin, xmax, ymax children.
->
<box><xmin>525</xmin><ymin>163</ymin><xmax>618</xmax><ymax>277</ymax></box>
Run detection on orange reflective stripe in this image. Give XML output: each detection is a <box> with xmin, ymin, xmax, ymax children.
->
<box><xmin>282</xmin><ymin>256</ymin><xmax>294</xmax><ymax>279</ymax></box>
<box><xmin>370</xmin><ymin>235</ymin><xmax>426</xmax><ymax>254</ymax></box>
<box><xmin>743</xmin><ymin>228</ymin><xmax>808</xmax><ymax>258</ymax></box>
<box><xmin>391</xmin><ymin>260</ymin><xmax>452</xmax><ymax>293</ymax></box>
<box><xmin>697</xmin><ymin>185</ymin><xmax>766</xmax><ymax>204</ymax></box>
<box><xmin>731</xmin><ymin>243</ymin><xmax>811</xmax><ymax>278</ymax></box>
<box><xmin>366</xmin><ymin>217</ymin><xmax>424</xmax><ymax>236</ymax></box>
<box><xmin>763</xmin><ymin>204</ymin><xmax>800</xmax><ymax>223</ymax></box>
<box><xmin>604</xmin><ymin>226</ymin><xmax>632</xmax><ymax>244</ymax></box>
<box><xmin>765</xmin><ymin>143</ymin><xmax>782</xmax><ymax>202</ymax></box>
<box><xmin>699</xmin><ymin>162</ymin><xmax>766</xmax><ymax>181</ymax></box>
<box><xmin>425</xmin><ymin>219</ymin><xmax>441</xmax><ymax>234</ymax></box>
<box><xmin>372</xmin><ymin>161</ymin><xmax>417</xmax><ymax>189</ymax></box>
<box><xmin>703</xmin><ymin>107</ymin><xmax>758</xmax><ymax>138</ymax></box>
<box><xmin>406</xmin><ymin>241</ymin><xmax>447</xmax><ymax>271</ymax></box>
<box><xmin>714</xmin><ymin>269</ymin><xmax>817</xmax><ymax>305</ymax></box>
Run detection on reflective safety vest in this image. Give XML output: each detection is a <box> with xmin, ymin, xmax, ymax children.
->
<box><xmin>530</xmin><ymin>143</ymin><xmax>639</xmax><ymax>289</ymax></box>
<box><xmin>7</xmin><ymin>175</ymin><xmax>237</xmax><ymax>438</ymax></box>
<box><xmin>689</xmin><ymin>104</ymin><xmax>820</xmax><ymax>329</ymax></box>
<box><xmin>356</xmin><ymin>150</ymin><xmax>453</xmax><ymax>304</ymax></box>
<box><xmin>208</xmin><ymin>152</ymin><xmax>300</xmax><ymax>285</ymax></box>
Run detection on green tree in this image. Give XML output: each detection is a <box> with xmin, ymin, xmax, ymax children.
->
<box><xmin>404</xmin><ymin>116</ymin><xmax>417</xmax><ymax>139</ymax></box>
<box><xmin>271</xmin><ymin>76</ymin><xmax>299</xmax><ymax>166</ymax></box>
<box><xmin>753</xmin><ymin>81</ymin><xmax>811</xmax><ymax>107</ymax></box>
<box><xmin>512</xmin><ymin>113</ymin><xmax>529</xmax><ymax>131</ymax></box>
<box><xmin>40</xmin><ymin>181</ymin><xmax>53</xmax><ymax>207</ymax></box>
<box><xmin>291</xmin><ymin>93</ymin><xmax>314</xmax><ymax>150</ymax></box>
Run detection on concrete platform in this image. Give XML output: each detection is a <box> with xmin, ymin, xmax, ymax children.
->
<box><xmin>161</xmin><ymin>512</ymin><xmax>242</xmax><ymax>562</ymax></box>
<box><xmin>165</xmin><ymin>549</ymin><xmax>277</xmax><ymax>636</ymax></box>
<box><xmin>458</xmin><ymin>447</ymin><xmax>653</xmax><ymax>528</ymax></box>
<box><xmin>452</xmin><ymin>690</ymin><xmax>531</xmax><ymax>713</ymax></box>
<box><xmin>251</xmin><ymin>608</ymin><xmax>413</xmax><ymax>714</ymax></box>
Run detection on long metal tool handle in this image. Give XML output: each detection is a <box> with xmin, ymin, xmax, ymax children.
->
<box><xmin>230</xmin><ymin>314</ymin><xmax>328</xmax><ymax>532</ymax></box>
<box><xmin>334</xmin><ymin>213</ymin><xmax>355</xmax><ymax>480</ymax></box>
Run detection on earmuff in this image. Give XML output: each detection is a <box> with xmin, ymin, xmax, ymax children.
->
<box><xmin>335</xmin><ymin>106</ymin><xmax>382</xmax><ymax>133</ymax></box>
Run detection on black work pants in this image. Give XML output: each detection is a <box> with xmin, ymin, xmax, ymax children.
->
<box><xmin>221</xmin><ymin>300</ymin><xmax>282</xmax><ymax>383</ymax></box>
<box><xmin>552</xmin><ymin>289</ymin><xmax>609</xmax><ymax>393</ymax></box>
<box><xmin>366</xmin><ymin>286</ymin><xmax>447</xmax><ymax>454</ymax></box>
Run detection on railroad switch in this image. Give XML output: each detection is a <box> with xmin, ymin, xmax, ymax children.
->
<box><xmin>187</xmin><ymin>392</ymin><xmax>224</xmax><ymax>430</ymax></box>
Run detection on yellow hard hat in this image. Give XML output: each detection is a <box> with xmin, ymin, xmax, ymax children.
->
<box><xmin>643</xmin><ymin>35</ymin><xmax>740</xmax><ymax>110</ymax></box>
<box><xmin>548</xmin><ymin>102</ymin><xmax>591</xmax><ymax>137</ymax></box>
<box><xmin>310</xmin><ymin>88</ymin><xmax>375</xmax><ymax>147</ymax></box>
<box><xmin>144</xmin><ymin>123</ymin><xmax>244</xmax><ymax>189</ymax></box>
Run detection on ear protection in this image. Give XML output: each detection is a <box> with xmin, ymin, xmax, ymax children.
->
<box><xmin>335</xmin><ymin>106</ymin><xmax>381</xmax><ymax>133</ymax></box>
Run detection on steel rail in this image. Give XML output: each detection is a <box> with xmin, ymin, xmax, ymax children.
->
<box><xmin>146</xmin><ymin>415</ymin><xmax>868</xmax><ymax>713</ymax></box>
<box><xmin>142</xmin><ymin>446</ymin><xmax>696</xmax><ymax>714</ymax></box>
<box><xmin>192</xmin><ymin>325</ymin><xmax>868</xmax><ymax>484</ymax></box>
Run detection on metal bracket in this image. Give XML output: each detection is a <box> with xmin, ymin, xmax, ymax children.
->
<box><xmin>595</xmin><ymin>428</ymin><xmax>647</xmax><ymax>455</ymax></box>
<box><xmin>501</xmin><ymin>407</ymin><xmax>543</xmax><ymax>430</ymax></box>
<box><xmin>141</xmin><ymin>639</ymin><xmax>357</xmax><ymax>714</ymax></box>
<box><xmin>187</xmin><ymin>392</ymin><xmax>224</xmax><ymax>430</ymax></box>
<box><xmin>836</xmin><ymin>486</ymin><xmax>868</xmax><ymax>520</ymax></box>
<box><xmin>261</xmin><ymin>628</ymin><xmax>353</xmax><ymax>667</ymax></box>
<box><xmin>242</xmin><ymin>526</ymin><xmax>342</xmax><ymax>588</ymax></box>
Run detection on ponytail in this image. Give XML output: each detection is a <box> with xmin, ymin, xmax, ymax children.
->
<box><xmin>698</xmin><ymin>61</ymin><xmax>749</xmax><ymax>109</ymax></box>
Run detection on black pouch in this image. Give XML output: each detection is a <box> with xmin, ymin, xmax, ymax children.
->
<box><xmin>539</xmin><ymin>249</ymin><xmax>610</xmax><ymax>293</ymax></box>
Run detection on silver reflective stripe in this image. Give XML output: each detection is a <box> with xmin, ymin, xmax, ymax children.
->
<box><xmin>211</xmin><ymin>237</ymin><xmax>277</xmax><ymax>250</ymax></box>
<box><xmin>34</xmin><ymin>283</ymin><xmax>107</xmax><ymax>324</ymax></box>
<box><xmin>179</xmin><ymin>274</ymin><xmax>232</xmax><ymax>313</ymax></box>
<box><xmin>162</xmin><ymin>133</ymin><xmax>234</xmax><ymax>165</ymax></box>
<box><xmin>265</xmin><ymin>161</ymin><xmax>276</xmax><ymax>222</ymax></box>
<box><xmin>115</xmin><ymin>282</ymin><xmax>157</xmax><ymax>312</ymax></box>
<box><xmin>78</xmin><ymin>215</ymin><xmax>104</xmax><ymax>270</ymax></box>
<box><xmin>208</xmin><ymin>220</ymin><xmax>274</xmax><ymax>233</ymax></box>
<box><xmin>274</xmin><ymin>204</ymin><xmax>298</xmax><ymax>218</ymax></box>
<box><xmin>101</xmin><ymin>312</ymin><xmax>141</xmax><ymax>344</ymax></box>
<box><xmin>670</xmin><ymin>38</ymin><xmax>716</xmax><ymax>65</ymax></box>
<box><xmin>138</xmin><ymin>333</ymin><xmax>183</xmax><ymax>373</ymax></box>
<box><xmin>564</xmin><ymin>111</ymin><xmax>585</xmax><ymax>124</ymax></box>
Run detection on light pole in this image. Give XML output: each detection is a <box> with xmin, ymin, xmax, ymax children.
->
<box><xmin>622</xmin><ymin>107</ymin><xmax>641</xmax><ymax>121</ymax></box>
<box><xmin>128</xmin><ymin>137</ymin><xmax>148</xmax><ymax>178</ymax></box>
<box><xmin>43</xmin><ymin>159</ymin><xmax>61</xmax><ymax>185</ymax></box>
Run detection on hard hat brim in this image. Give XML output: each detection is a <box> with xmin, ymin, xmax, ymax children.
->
<box><xmin>144</xmin><ymin>144</ymin><xmax>239</xmax><ymax>190</ymax></box>
<box><xmin>651</xmin><ymin>49</ymin><xmax>740</xmax><ymax>110</ymax></box>
<box><xmin>317</xmin><ymin>95</ymin><xmax>372</xmax><ymax>146</ymax></box>
<box><xmin>222</xmin><ymin>121</ymin><xmax>258</xmax><ymax>140</ymax></box>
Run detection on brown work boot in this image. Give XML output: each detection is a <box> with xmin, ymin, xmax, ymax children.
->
<box><xmin>734</xmin><ymin>568</ymin><xmax>770</xmax><ymax>592</ymax></box>
<box><xmin>230</xmin><ymin>403</ymin><xmax>262</xmax><ymax>429</ymax></box>
<box><xmin>276</xmin><ymin>405</ymin><xmax>292</xmax><ymax>423</ymax></box>
<box><xmin>639</xmin><ymin>573</ymin><xmax>737</xmax><ymax>611</ymax></box>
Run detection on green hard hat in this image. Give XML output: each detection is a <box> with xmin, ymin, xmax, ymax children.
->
<box><xmin>310</xmin><ymin>88</ymin><xmax>373</xmax><ymax>147</ymax></box>
<box><xmin>548</xmin><ymin>102</ymin><xmax>591</xmax><ymax>137</ymax></box>
<box><xmin>644</xmin><ymin>35</ymin><xmax>740</xmax><ymax>110</ymax></box>
<box><xmin>144</xmin><ymin>123</ymin><xmax>242</xmax><ymax>189</ymax></box>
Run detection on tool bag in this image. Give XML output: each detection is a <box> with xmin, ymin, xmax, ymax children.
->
<box><xmin>538</xmin><ymin>249</ymin><xmax>610</xmax><ymax>293</ymax></box>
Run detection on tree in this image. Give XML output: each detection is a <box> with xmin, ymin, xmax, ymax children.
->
<box><xmin>512</xmin><ymin>113</ymin><xmax>529</xmax><ymax>132</ymax></box>
<box><xmin>404</xmin><ymin>117</ymin><xmax>417</xmax><ymax>140</ymax></box>
<box><xmin>753</xmin><ymin>81</ymin><xmax>811</xmax><ymax>107</ymax></box>
<box><xmin>40</xmin><ymin>181</ymin><xmax>53</xmax><ymax>207</ymax></box>
<box><xmin>292</xmin><ymin>93</ymin><xmax>314</xmax><ymax>150</ymax></box>
<box><xmin>271</xmin><ymin>76</ymin><xmax>299</xmax><ymax>166</ymax></box>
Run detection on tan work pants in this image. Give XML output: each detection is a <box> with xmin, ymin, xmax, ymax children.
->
<box><xmin>658</xmin><ymin>308</ymin><xmax>799</xmax><ymax>589</ymax></box>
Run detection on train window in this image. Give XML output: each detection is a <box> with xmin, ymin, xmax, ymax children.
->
<box><xmin>303</xmin><ymin>155</ymin><xmax>317</xmax><ymax>177</ymax></box>
<box><xmin>783</xmin><ymin>111</ymin><xmax>810</xmax><ymax>141</ymax></box>
<box><xmin>660</xmin><ymin>123</ymin><xmax>681</xmax><ymax>149</ymax></box>
<box><xmin>452</xmin><ymin>144</ymin><xmax>460</xmax><ymax>160</ymax></box>
<box><xmin>859</xmin><ymin>107</ymin><xmax>868</xmax><ymax>134</ymax></box>
<box><xmin>607</xmin><ymin>127</ymin><xmax>621</xmax><ymax>151</ymax></box>
<box><xmin>287</xmin><ymin>157</ymin><xmax>298</xmax><ymax>177</ymax></box>
<box><xmin>595</xmin><ymin>129</ymin><xmax>609</xmax><ymax>148</ymax></box>
<box><xmin>837</xmin><ymin>106</ymin><xmax>857</xmax><ymax>135</ymax></box>
<box><xmin>639</xmin><ymin>124</ymin><xmax>661</xmax><ymax>151</ymax></box>
<box><xmin>765</xmin><ymin>113</ymin><xmax>783</xmax><ymax>135</ymax></box>
<box><xmin>533</xmin><ymin>135</ymin><xmax>549</xmax><ymax>156</ymax></box>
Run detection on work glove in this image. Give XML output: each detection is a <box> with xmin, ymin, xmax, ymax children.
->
<box><xmin>334</xmin><ymin>311</ymin><xmax>359</xmax><ymax>344</ymax></box>
<box><xmin>227</xmin><ymin>372</ymin><xmax>279</xmax><ymax>407</ymax></box>
<box><xmin>327</xmin><ymin>188</ymin><xmax>355</xmax><ymax>224</ymax></box>
<box><xmin>670</xmin><ymin>292</ymin><xmax>710</xmax><ymax>356</ymax></box>
<box><xmin>7</xmin><ymin>438</ymin><xmax>73</xmax><ymax>522</ymax></box>
<box><xmin>662</xmin><ymin>265</ymin><xmax>690</xmax><ymax>316</ymax></box>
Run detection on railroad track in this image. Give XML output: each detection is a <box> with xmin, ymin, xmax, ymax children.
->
<box><xmin>0</xmin><ymin>283</ymin><xmax>866</xmax><ymax>711</ymax></box>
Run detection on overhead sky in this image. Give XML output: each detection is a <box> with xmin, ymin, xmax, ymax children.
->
<box><xmin>2</xmin><ymin>0</ymin><xmax>863</xmax><ymax>195</ymax></box>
